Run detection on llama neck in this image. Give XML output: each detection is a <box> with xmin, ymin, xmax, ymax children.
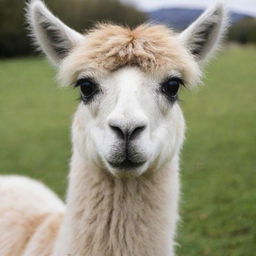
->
<box><xmin>54</xmin><ymin>154</ymin><xmax>180</xmax><ymax>256</ymax></box>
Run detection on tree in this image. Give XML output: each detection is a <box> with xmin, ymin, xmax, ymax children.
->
<box><xmin>228</xmin><ymin>17</ymin><xmax>256</xmax><ymax>44</ymax></box>
<box><xmin>0</xmin><ymin>0</ymin><xmax>147</xmax><ymax>57</ymax></box>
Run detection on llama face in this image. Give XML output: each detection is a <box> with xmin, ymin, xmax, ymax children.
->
<box><xmin>71</xmin><ymin>66</ymin><xmax>186</xmax><ymax>176</ymax></box>
<box><xmin>61</xmin><ymin>24</ymin><xmax>201</xmax><ymax>176</ymax></box>
<box><xmin>27</xmin><ymin>1</ymin><xmax>228</xmax><ymax>176</ymax></box>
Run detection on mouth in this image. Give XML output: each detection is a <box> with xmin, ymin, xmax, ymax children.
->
<box><xmin>106</xmin><ymin>143</ymin><xmax>147</xmax><ymax>171</ymax></box>
<box><xmin>107</xmin><ymin>159</ymin><xmax>146</xmax><ymax>170</ymax></box>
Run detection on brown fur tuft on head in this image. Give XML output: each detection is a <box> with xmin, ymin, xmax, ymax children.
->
<box><xmin>59</xmin><ymin>23</ymin><xmax>201</xmax><ymax>86</ymax></box>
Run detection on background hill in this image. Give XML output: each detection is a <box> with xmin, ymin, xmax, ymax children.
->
<box><xmin>148</xmin><ymin>8</ymin><xmax>248</xmax><ymax>30</ymax></box>
<box><xmin>147</xmin><ymin>7</ymin><xmax>256</xmax><ymax>44</ymax></box>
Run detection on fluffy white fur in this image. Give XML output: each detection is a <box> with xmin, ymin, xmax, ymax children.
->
<box><xmin>27</xmin><ymin>0</ymin><xmax>83</xmax><ymax>65</ymax></box>
<box><xmin>0</xmin><ymin>1</ymin><xmax>228</xmax><ymax>255</ymax></box>
<box><xmin>179</xmin><ymin>1</ymin><xmax>229</xmax><ymax>63</ymax></box>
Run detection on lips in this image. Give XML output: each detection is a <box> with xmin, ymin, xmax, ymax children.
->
<box><xmin>107</xmin><ymin>144</ymin><xmax>146</xmax><ymax>170</ymax></box>
<box><xmin>108</xmin><ymin>159</ymin><xmax>146</xmax><ymax>169</ymax></box>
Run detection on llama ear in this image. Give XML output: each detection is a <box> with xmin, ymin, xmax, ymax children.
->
<box><xmin>27</xmin><ymin>0</ymin><xmax>83</xmax><ymax>65</ymax></box>
<box><xmin>179</xmin><ymin>2</ymin><xmax>228</xmax><ymax>64</ymax></box>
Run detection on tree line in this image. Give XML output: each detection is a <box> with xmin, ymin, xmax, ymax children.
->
<box><xmin>0</xmin><ymin>0</ymin><xmax>255</xmax><ymax>58</ymax></box>
<box><xmin>0</xmin><ymin>0</ymin><xmax>146</xmax><ymax>57</ymax></box>
<box><xmin>228</xmin><ymin>17</ymin><xmax>256</xmax><ymax>45</ymax></box>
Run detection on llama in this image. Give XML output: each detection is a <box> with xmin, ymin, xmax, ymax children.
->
<box><xmin>0</xmin><ymin>1</ymin><xmax>228</xmax><ymax>255</ymax></box>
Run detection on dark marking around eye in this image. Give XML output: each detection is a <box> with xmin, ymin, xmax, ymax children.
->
<box><xmin>160</xmin><ymin>76</ymin><xmax>184</xmax><ymax>103</ymax></box>
<box><xmin>75</xmin><ymin>77</ymin><xmax>100</xmax><ymax>104</ymax></box>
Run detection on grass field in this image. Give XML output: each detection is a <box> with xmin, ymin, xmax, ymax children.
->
<box><xmin>0</xmin><ymin>46</ymin><xmax>255</xmax><ymax>255</ymax></box>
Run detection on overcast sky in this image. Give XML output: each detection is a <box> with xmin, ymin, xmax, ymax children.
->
<box><xmin>123</xmin><ymin>0</ymin><xmax>256</xmax><ymax>17</ymax></box>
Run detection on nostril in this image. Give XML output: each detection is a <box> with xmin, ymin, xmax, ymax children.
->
<box><xmin>109</xmin><ymin>125</ymin><xmax>125</xmax><ymax>140</ymax></box>
<box><xmin>129</xmin><ymin>125</ymin><xmax>146</xmax><ymax>140</ymax></box>
<box><xmin>109</xmin><ymin>123</ymin><xmax>146</xmax><ymax>141</ymax></box>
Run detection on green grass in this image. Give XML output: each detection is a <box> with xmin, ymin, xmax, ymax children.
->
<box><xmin>0</xmin><ymin>46</ymin><xmax>255</xmax><ymax>255</ymax></box>
<box><xmin>178</xmin><ymin>46</ymin><xmax>256</xmax><ymax>256</ymax></box>
<box><xmin>0</xmin><ymin>57</ymin><xmax>77</xmax><ymax>196</ymax></box>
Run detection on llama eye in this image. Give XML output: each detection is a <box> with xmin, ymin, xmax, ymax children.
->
<box><xmin>76</xmin><ymin>78</ymin><xmax>99</xmax><ymax>100</ymax></box>
<box><xmin>161</xmin><ymin>77</ymin><xmax>183</xmax><ymax>101</ymax></box>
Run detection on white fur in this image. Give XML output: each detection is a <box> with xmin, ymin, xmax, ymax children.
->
<box><xmin>0</xmin><ymin>1</ymin><xmax>228</xmax><ymax>255</ymax></box>
<box><xmin>27</xmin><ymin>0</ymin><xmax>83</xmax><ymax>65</ymax></box>
<box><xmin>0</xmin><ymin>176</ymin><xmax>64</xmax><ymax>256</ymax></box>
<box><xmin>179</xmin><ymin>2</ymin><xmax>229</xmax><ymax>63</ymax></box>
<box><xmin>71</xmin><ymin>67</ymin><xmax>186</xmax><ymax>177</ymax></box>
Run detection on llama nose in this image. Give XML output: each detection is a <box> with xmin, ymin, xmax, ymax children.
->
<box><xmin>109</xmin><ymin>124</ymin><xmax>146</xmax><ymax>141</ymax></box>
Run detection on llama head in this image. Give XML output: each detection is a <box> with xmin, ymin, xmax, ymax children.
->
<box><xmin>27</xmin><ymin>0</ymin><xmax>228</xmax><ymax>177</ymax></box>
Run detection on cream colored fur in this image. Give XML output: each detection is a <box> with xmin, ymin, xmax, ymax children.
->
<box><xmin>0</xmin><ymin>1</ymin><xmax>228</xmax><ymax>255</ymax></box>
<box><xmin>0</xmin><ymin>176</ymin><xmax>64</xmax><ymax>256</ymax></box>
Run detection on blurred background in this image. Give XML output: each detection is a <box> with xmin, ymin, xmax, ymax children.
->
<box><xmin>0</xmin><ymin>0</ymin><xmax>255</xmax><ymax>255</ymax></box>
<box><xmin>1</xmin><ymin>0</ymin><xmax>256</xmax><ymax>57</ymax></box>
